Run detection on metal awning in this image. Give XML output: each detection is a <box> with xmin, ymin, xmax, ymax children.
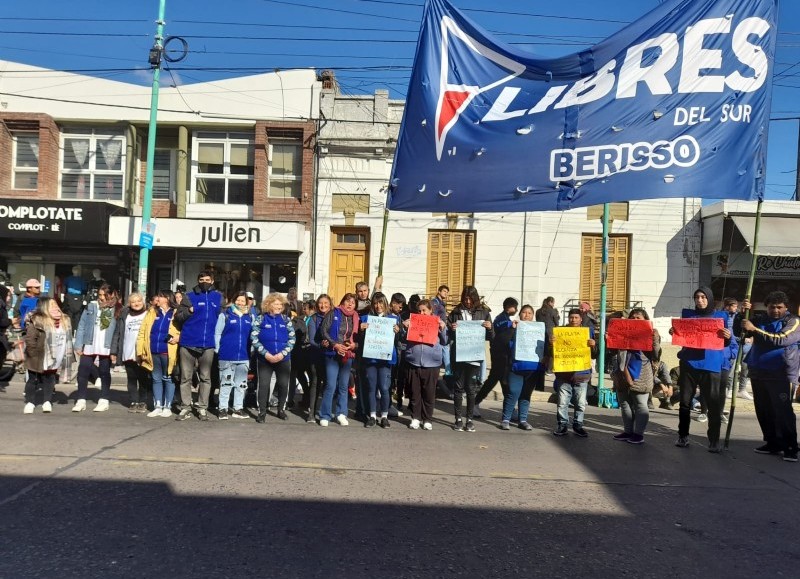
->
<box><xmin>730</xmin><ymin>215</ymin><xmax>799</xmax><ymax>257</ymax></box>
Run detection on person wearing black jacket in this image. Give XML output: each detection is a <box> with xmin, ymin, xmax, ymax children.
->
<box><xmin>0</xmin><ymin>284</ymin><xmax>12</xmax><ymax>371</ymax></box>
<box><xmin>534</xmin><ymin>297</ymin><xmax>559</xmax><ymax>391</ymax></box>
<box><xmin>475</xmin><ymin>297</ymin><xmax>518</xmax><ymax>413</ymax></box>
<box><xmin>447</xmin><ymin>286</ymin><xmax>495</xmax><ymax>432</ymax></box>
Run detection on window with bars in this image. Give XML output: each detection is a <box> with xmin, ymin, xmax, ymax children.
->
<box><xmin>192</xmin><ymin>132</ymin><xmax>255</xmax><ymax>205</ymax></box>
<box><xmin>426</xmin><ymin>230</ymin><xmax>476</xmax><ymax>308</ymax></box>
<box><xmin>12</xmin><ymin>133</ymin><xmax>39</xmax><ymax>190</ymax></box>
<box><xmin>268</xmin><ymin>133</ymin><xmax>302</xmax><ymax>199</ymax></box>
<box><xmin>60</xmin><ymin>128</ymin><xmax>125</xmax><ymax>201</ymax></box>
<box><xmin>579</xmin><ymin>234</ymin><xmax>631</xmax><ymax>312</ymax></box>
<box><xmin>151</xmin><ymin>149</ymin><xmax>174</xmax><ymax>200</ymax></box>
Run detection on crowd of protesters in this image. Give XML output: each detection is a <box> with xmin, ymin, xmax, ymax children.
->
<box><xmin>2</xmin><ymin>272</ymin><xmax>798</xmax><ymax>462</ymax></box>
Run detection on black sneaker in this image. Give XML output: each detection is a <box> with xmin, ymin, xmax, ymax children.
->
<box><xmin>365</xmin><ymin>416</ymin><xmax>376</xmax><ymax>428</ymax></box>
<box><xmin>380</xmin><ymin>417</ymin><xmax>391</xmax><ymax>428</ymax></box>
<box><xmin>613</xmin><ymin>432</ymin><xmax>632</xmax><ymax>441</ymax></box>
<box><xmin>231</xmin><ymin>409</ymin><xmax>248</xmax><ymax>420</ymax></box>
<box><xmin>277</xmin><ymin>410</ymin><xmax>288</xmax><ymax>420</ymax></box>
<box><xmin>464</xmin><ymin>420</ymin><xmax>476</xmax><ymax>432</ymax></box>
<box><xmin>754</xmin><ymin>444</ymin><xmax>781</xmax><ymax>455</ymax></box>
<box><xmin>783</xmin><ymin>449</ymin><xmax>799</xmax><ymax>462</ymax></box>
<box><xmin>255</xmin><ymin>414</ymin><xmax>266</xmax><ymax>424</ymax></box>
<box><xmin>675</xmin><ymin>436</ymin><xmax>689</xmax><ymax>448</ymax></box>
<box><xmin>452</xmin><ymin>419</ymin><xmax>464</xmax><ymax>431</ymax></box>
<box><xmin>218</xmin><ymin>411</ymin><xmax>229</xmax><ymax>421</ymax></box>
<box><xmin>176</xmin><ymin>408</ymin><xmax>193</xmax><ymax>421</ymax></box>
<box><xmin>572</xmin><ymin>425</ymin><xmax>589</xmax><ymax>438</ymax></box>
<box><xmin>552</xmin><ymin>425</ymin><xmax>568</xmax><ymax>436</ymax></box>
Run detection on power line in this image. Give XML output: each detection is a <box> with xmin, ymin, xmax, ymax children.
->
<box><xmin>258</xmin><ymin>0</ymin><xmax>420</xmax><ymax>23</ymax></box>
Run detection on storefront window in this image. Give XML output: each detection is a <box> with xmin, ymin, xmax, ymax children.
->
<box><xmin>183</xmin><ymin>261</ymin><xmax>264</xmax><ymax>305</ymax></box>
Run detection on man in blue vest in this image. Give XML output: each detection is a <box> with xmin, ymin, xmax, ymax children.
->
<box><xmin>741</xmin><ymin>291</ymin><xmax>800</xmax><ymax>462</ymax></box>
<box><xmin>175</xmin><ymin>270</ymin><xmax>223</xmax><ymax>421</ymax></box>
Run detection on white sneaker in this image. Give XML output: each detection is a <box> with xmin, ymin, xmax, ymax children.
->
<box><xmin>409</xmin><ymin>419</ymin><xmax>420</xmax><ymax>430</ymax></box>
<box><xmin>147</xmin><ymin>407</ymin><xmax>163</xmax><ymax>418</ymax></box>
<box><xmin>725</xmin><ymin>389</ymin><xmax>732</xmax><ymax>399</ymax></box>
<box><xmin>72</xmin><ymin>399</ymin><xmax>86</xmax><ymax>412</ymax></box>
<box><xmin>94</xmin><ymin>378</ymin><xmax>102</xmax><ymax>388</ymax></box>
<box><xmin>160</xmin><ymin>407</ymin><xmax>172</xmax><ymax>418</ymax></box>
<box><xmin>422</xmin><ymin>421</ymin><xmax>433</xmax><ymax>431</ymax></box>
<box><xmin>23</xmin><ymin>402</ymin><xmax>35</xmax><ymax>414</ymax></box>
<box><xmin>738</xmin><ymin>391</ymin><xmax>754</xmax><ymax>401</ymax></box>
<box><xmin>319</xmin><ymin>419</ymin><xmax>329</xmax><ymax>427</ymax></box>
<box><xmin>42</xmin><ymin>401</ymin><xmax>52</xmax><ymax>413</ymax></box>
<box><xmin>336</xmin><ymin>414</ymin><xmax>349</xmax><ymax>426</ymax></box>
<box><xmin>93</xmin><ymin>398</ymin><xmax>109</xmax><ymax>412</ymax></box>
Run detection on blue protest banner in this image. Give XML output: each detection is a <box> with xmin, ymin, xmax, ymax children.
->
<box><xmin>363</xmin><ymin>315</ymin><xmax>397</xmax><ymax>361</ymax></box>
<box><xmin>455</xmin><ymin>320</ymin><xmax>487</xmax><ymax>362</ymax></box>
<box><xmin>388</xmin><ymin>0</ymin><xmax>777</xmax><ymax>213</ymax></box>
<box><xmin>514</xmin><ymin>321</ymin><xmax>546</xmax><ymax>363</ymax></box>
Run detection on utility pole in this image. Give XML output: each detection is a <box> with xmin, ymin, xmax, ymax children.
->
<box><xmin>137</xmin><ymin>0</ymin><xmax>167</xmax><ymax>293</ymax></box>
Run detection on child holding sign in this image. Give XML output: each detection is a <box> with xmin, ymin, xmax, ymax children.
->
<box><xmin>358</xmin><ymin>292</ymin><xmax>400</xmax><ymax>428</ymax></box>
<box><xmin>552</xmin><ymin>309</ymin><xmax>596</xmax><ymax>437</ymax></box>
<box><xmin>610</xmin><ymin>308</ymin><xmax>660</xmax><ymax>444</ymax></box>
<box><xmin>447</xmin><ymin>286</ymin><xmax>494</xmax><ymax>432</ymax></box>
<box><xmin>670</xmin><ymin>286</ymin><xmax>730</xmax><ymax>452</ymax></box>
<box><xmin>402</xmin><ymin>299</ymin><xmax>448</xmax><ymax>430</ymax></box>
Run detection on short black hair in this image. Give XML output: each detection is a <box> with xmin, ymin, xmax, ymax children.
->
<box><xmin>568</xmin><ymin>308</ymin><xmax>582</xmax><ymax>317</ymax></box>
<box><xmin>390</xmin><ymin>292</ymin><xmax>406</xmax><ymax>305</ymax></box>
<box><xmin>502</xmin><ymin>297</ymin><xmax>519</xmax><ymax>310</ymax></box>
<box><xmin>197</xmin><ymin>270</ymin><xmax>214</xmax><ymax>281</ymax></box>
<box><xmin>764</xmin><ymin>291</ymin><xmax>789</xmax><ymax>308</ymax></box>
<box><xmin>437</xmin><ymin>284</ymin><xmax>449</xmax><ymax>292</ymax></box>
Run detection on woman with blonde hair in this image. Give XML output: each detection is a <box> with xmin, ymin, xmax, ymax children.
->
<box><xmin>111</xmin><ymin>292</ymin><xmax>150</xmax><ymax>413</ymax></box>
<box><xmin>136</xmin><ymin>290</ymin><xmax>181</xmax><ymax>418</ymax></box>
<box><xmin>24</xmin><ymin>298</ymin><xmax>75</xmax><ymax>414</ymax></box>
<box><xmin>251</xmin><ymin>292</ymin><xmax>295</xmax><ymax>423</ymax></box>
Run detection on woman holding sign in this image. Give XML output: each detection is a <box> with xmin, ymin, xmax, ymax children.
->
<box><xmin>358</xmin><ymin>292</ymin><xmax>400</xmax><ymax>428</ymax></box>
<box><xmin>670</xmin><ymin>287</ymin><xmax>730</xmax><ymax>452</ymax></box>
<box><xmin>502</xmin><ymin>305</ymin><xmax>543</xmax><ymax>431</ymax></box>
<box><xmin>402</xmin><ymin>299</ymin><xmax>448</xmax><ymax>430</ymax></box>
<box><xmin>611</xmin><ymin>308</ymin><xmax>659</xmax><ymax>444</ymax></box>
<box><xmin>447</xmin><ymin>286</ymin><xmax>494</xmax><ymax>432</ymax></box>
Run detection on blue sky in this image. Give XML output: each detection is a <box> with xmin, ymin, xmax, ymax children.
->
<box><xmin>1</xmin><ymin>0</ymin><xmax>799</xmax><ymax>199</ymax></box>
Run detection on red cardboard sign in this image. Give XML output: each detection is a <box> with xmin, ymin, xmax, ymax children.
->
<box><xmin>408</xmin><ymin>313</ymin><xmax>440</xmax><ymax>345</ymax></box>
<box><xmin>606</xmin><ymin>319</ymin><xmax>653</xmax><ymax>351</ymax></box>
<box><xmin>671</xmin><ymin>318</ymin><xmax>725</xmax><ymax>350</ymax></box>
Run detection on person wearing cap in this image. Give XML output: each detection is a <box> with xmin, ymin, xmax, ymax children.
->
<box><xmin>13</xmin><ymin>278</ymin><xmax>42</xmax><ymax>330</ymax></box>
<box><xmin>245</xmin><ymin>292</ymin><xmax>259</xmax><ymax>317</ymax></box>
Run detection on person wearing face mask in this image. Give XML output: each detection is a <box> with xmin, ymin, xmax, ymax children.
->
<box><xmin>23</xmin><ymin>298</ymin><xmax>75</xmax><ymax>414</ymax></box>
<box><xmin>670</xmin><ymin>286</ymin><xmax>731</xmax><ymax>452</ymax></box>
<box><xmin>111</xmin><ymin>292</ymin><xmax>151</xmax><ymax>413</ymax></box>
<box><xmin>215</xmin><ymin>292</ymin><xmax>254</xmax><ymax>420</ymax></box>
<box><xmin>73</xmin><ymin>284</ymin><xmax>120</xmax><ymax>413</ymax></box>
<box><xmin>175</xmin><ymin>270</ymin><xmax>224</xmax><ymax>422</ymax></box>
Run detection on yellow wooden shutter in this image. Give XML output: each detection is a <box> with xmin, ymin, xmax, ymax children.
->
<box><xmin>580</xmin><ymin>234</ymin><xmax>630</xmax><ymax>312</ymax></box>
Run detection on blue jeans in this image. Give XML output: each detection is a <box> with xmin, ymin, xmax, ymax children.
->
<box><xmin>152</xmin><ymin>353</ymin><xmax>175</xmax><ymax>408</ymax></box>
<box><xmin>219</xmin><ymin>360</ymin><xmax>249</xmax><ymax>411</ymax></box>
<box><xmin>365</xmin><ymin>362</ymin><xmax>392</xmax><ymax>416</ymax></box>
<box><xmin>320</xmin><ymin>357</ymin><xmax>353</xmax><ymax>420</ymax></box>
<box><xmin>556</xmin><ymin>379</ymin><xmax>587</xmax><ymax>428</ymax></box>
<box><xmin>503</xmin><ymin>371</ymin><xmax>537</xmax><ymax>423</ymax></box>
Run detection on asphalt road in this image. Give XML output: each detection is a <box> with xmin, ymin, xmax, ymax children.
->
<box><xmin>0</xmin><ymin>372</ymin><xmax>798</xmax><ymax>578</ymax></box>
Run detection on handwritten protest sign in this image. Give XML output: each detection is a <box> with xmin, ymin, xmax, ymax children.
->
<box><xmin>515</xmin><ymin>321</ymin><xmax>545</xmax><ymax>363</ymax></box>
<box><xmin>606</xmin><ymin>319</ymin><xmax>653</xmax><ymax>351</ymax></box>
<box><xmin>362</xmin><ymin>316</ymin><xmax>397</xmax><ymax>360</ymax></box>
<box><xmin>552</xmin><ymin>326</ymin><xmax>591</xmax><ymax>372</ymax></box>
<box><xmin>408</xmin><ymin>313</ymin><xmax>440</xmax><ymax>345</ymax></box>
<box><xmin>455</xmin><ymin>320</ymin><xmax>486</xmax><ymax>362</ymax></box>
<box><xmin>671</xmin><ymin>318</ymin><xmax>724</xmax><ymax>350</ymax></box>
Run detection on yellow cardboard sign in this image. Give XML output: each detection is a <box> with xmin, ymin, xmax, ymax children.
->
<box><xmin>552</xmin><ymin>326</ymin><xmax>591</xmax><ymax>373</ymax></box>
